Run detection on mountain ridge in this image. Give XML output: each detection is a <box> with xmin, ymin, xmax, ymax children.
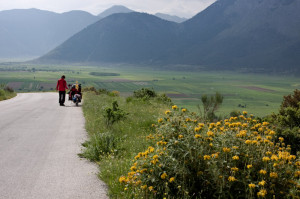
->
<box><xmin>37</xmin><ymin>0</ymin><xmax>300</xmax><ymax>72</ymax></box>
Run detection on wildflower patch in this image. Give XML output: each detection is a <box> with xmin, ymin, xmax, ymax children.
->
<box><xmin>120</xmin><ymin>107</ymin><xmax>300</xmax><ymax>198</ymax></box>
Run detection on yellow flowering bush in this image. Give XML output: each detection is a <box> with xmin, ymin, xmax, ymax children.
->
<box><xmin>120</xmin><ymin>107</ymin><xmax>300</xmax><ymax>198</ymax></box>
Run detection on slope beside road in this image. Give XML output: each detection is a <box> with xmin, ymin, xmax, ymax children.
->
<box><xmin>0</xmin><ymin>93</ymin><xmax>108</xmax><ymax>199</ymax></box>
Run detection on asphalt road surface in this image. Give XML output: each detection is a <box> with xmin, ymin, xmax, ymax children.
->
<box><xmin>0</xmin><ymin>93</ymin><xmax>108</xmax><ymax>199</ymax></box>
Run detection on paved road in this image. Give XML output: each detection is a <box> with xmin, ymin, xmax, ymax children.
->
<box><xmin>0</xmin><ymin>93</ymin><xmax>108</xmax><ymax>199</ymax></box>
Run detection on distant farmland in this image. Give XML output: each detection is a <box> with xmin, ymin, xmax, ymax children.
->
<box><xmin>0</xmin><ymin>64</ymin><xmax>298</xmax><ymax>117</ymax></box>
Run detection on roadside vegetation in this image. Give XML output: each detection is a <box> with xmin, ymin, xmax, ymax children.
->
<box><xmin>81</xmin><ymin>88</ymin><xmax>172</xmax><ymax>197</ymax></box>
<box><xmin>82</xmin><ymin>87</ymin><xmax>300</xmax><ymax>198</ymax></box>
<box><xmin>0</xmin><ymin>84</ymin><xmax>16</xmax><ymax>101</ymax></box>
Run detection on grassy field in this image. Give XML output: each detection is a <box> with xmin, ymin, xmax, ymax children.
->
<box><xmin>81</xmin><ymin>92</ymin><xmax>169</xmax><ymax>198</ymax></box>
<box><xmin>0</xmin><ymin>63</ymin><xmax>298</xmax><ymax>117</ymax></box>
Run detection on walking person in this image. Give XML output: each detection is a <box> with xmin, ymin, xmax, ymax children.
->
<box><xmin>56</xmin><ymin>75</ymin><xmax>68</xmax><ymax>106</ymax></box>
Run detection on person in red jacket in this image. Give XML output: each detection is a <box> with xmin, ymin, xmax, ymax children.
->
<box><xmin>56</xmin><ymin>75</ymin><xmax>68</xmax><ymax>106</ymax></box>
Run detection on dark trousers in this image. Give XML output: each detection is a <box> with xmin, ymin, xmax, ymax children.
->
<box><xmin>59</xmin><ymin>91</ymin><xmax>66</xmax><ymax>105</ymax></box>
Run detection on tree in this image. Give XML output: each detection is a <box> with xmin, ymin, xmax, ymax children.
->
<box><xmin>198</xmin><ymin>92</ymin><xmax>224</xmax><ymax>121</ymax></box>
<box><xmin>272</xmin><ymin>89</ymin><xmax>300</xmax><ymax>153</ymax></box>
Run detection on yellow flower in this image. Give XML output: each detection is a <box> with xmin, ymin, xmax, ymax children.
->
<box><xmin>258</xmin><ymin>180</ymin><xmax>266</xmax><ymax>186</ymax></box>
<box><xmin>257</xmin><ymin>189</ymin><xmax>267</xmax><ymax>197</ymax></box>
<box><xmin>207</xmin><ymin>131</ymin><xmax>214</xmax><ymax>137</ymax></box>
<box><xmin>232</xmin><ymin>146</ymin><xmax>239</xmax><ymax>150</ymax></box>
<box><xmin>141</xmin><ymin>185</ymin><xmax>147</xmax><ymax>190</ymax></box>
<box><xmin>223</xmin><ymin>147</ymin><xmax>231</xmax><ymax>153</ymax></box>
<box><xmin>259</xmin><ymin>169</ymin><xmax>267</xmax><ymax>175</ymax></box>
<box><xmin>247</xmin><ymin>164</ymin><xmax>253</xmax><ymax>169</ymax></box>
<box><xmin>172</xmin><ymin>105</ymin><xmax>178</xmax><ymax>110</ymax></box>
<box><xmin>243</xmin><ymin>111</ymin><xmax>248</xmax><ymax>115</ymax></box>
<box><xmin>203</xmin><ymin>155</ymin><xmax>211</xmax><ymax>160</ymax></box>
<box><xmin>158</xmin><ymin>118</ymin><xmax>163</xmax><ymax>123</ymax></box>
<box><xmin>265</xmin><ymin>151</ymin><xmax>272</xmax><ymax>156</ymax></box>
<box><xmin>294</xmin><ymin>171</ymin><xmax>300</xmax><ymax>177</ymax></box>
<box><xmin>211</xmin><ymin>153</ymin><xmax>219</xmax><ymax>158</ymax></box>
<box><xmin>194</xmin><ymin>127</ymin><xmax>201</xmax><ymax>132</ymax></box>
<box><xmin>161</xmin><ymin>172</ymin><xmax>167</xmax><ymax>180</ymax></box>
<box><xmin>249</xmin><ymin>183</ymin><xmax>255</xmax><ymax>189</ymax></box>
<box><xmin>232</xmin><ymin>155</ymin><xmax>239</xmax><ymax>160</ymax></box>
<box><xmin>124</xmin><ymin>187</ymin><xmax>128</xmax><ymax>191</ymax></box>
<box><xmin>262</xmin><ymin>122</ymin><xmax>269</xmax><ymax>126</ymax></box>
<box><xmin>165</xmin><ymin>110</ymin><xmax>171</xmax><ymax>115</ymax></box>
<box><xmin>209</xmin><ymin>143</ymin><xmax>213</xmax><ymax>147</ymax></box>
<box><xmin>182</xmin><ymin>108</ymin><xmax>187</xmax><ymax>112</ymax></box>
<box><xmin>119</xmin><ymin>176</ymin><xmax>126</xmax><ymax>183</ymax></box>
<box><xmin>228</xmin><ymin>176</ymin><xmax>236</xmax><ymax>182</ymax></box>
<box><xmin>271</xmin><ymin>155</ymin><xmax>278</xmax><ymax>161</ymax></box>
<box><xmin>252</xmin><ymin>140</ymin><xmax>258</xmax><ymax>145</ymax></box>
<box><xmin>130</xmin><ymin>166</ymin><xmax>137</xmax><ymax>171</ymax></box>
<box><xmin>266</xmin><ymin>136</ymin><xmax>272</xmax><ymax>140</ymax></box>
<box><xmin>195</xmin><ymin>134</ymin><xmax>201</xmax><ymax>138</ymax></box>
<box><xmin>198</xmin><ymin>123</ymin><xmax>205</xmax><ymax>127</ymax></box>
<box><xmin>279</xmin><ymin>137</ymin><xmax>284</xmax><ymax>142</ymax></box>
<box><xmin>169</xmin><ymin>177</ymin><xmax>175</xmax><ymax>183</ymax></box>
<box><xmin>269</xmin><ymin>130</ymin><xmax>276</xmax><ymax>135</ymax></box>
<box><xmin>231</xmin><ymin>167</ymin><xmax>239</xmax><ymax>172</ymax></box>
<box><xmin>149</xmin><ymin>186</ymin><xmax>154</xmax><ymax>191</ymax></box>
<box><xmin>262</xmin><ymin>157</ymin><xmax>270</xmax><ymax>162</ymax></box>
<box><xmin>178</xmin><ymin>135</ymin><xmax>184</xmax><ymax>139</ymax></box>
<box><xmin>153</xmin><ymin>155</ymin><xmax>159</xmax><ymax>159</ymax></box>
<box><xmin>270</xmin><ymin>172</ymin><xmax>278</xmax><ymax>178</ymax></box>
<box><xmin>245</xmin><ymin>140</ymin><xmax>251</xmax><ymax>144</ymax></box>
<box><xmin>289</xmin><ymin>155</ymin><xmax>296</xmax><ymax>161</ymax></box>
<box><xmin>148</xmin><ymin>146</ymin><xmax>155</xmax><ymax>153</ymax></box>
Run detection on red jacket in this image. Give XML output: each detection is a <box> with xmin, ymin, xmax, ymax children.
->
<box><xmin>56</xmin><ymin>78</ymin><xmax>68</xmax><ymax>91</ymax></box>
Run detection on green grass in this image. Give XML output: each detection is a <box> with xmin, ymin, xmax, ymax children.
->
<box><xmin>0</xmin><ymin>86</ymin><xmax>16</xmax><ymax>101</ymax></box>
<box><xmin>0</xmin><ymin>63</ymin><xmax>299</xmax><ymax>116</ymax></box>
<box><xmin>81</xmin><ymin>92</ymin><xmax>169</xmax><ymax>198</ymax></box>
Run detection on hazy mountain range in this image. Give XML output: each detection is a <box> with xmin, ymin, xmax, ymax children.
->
<box><xmin>0</xmin><ymin>9</ymin><xmax>98</xmax><ymax>58</ymax></box>
<box><xmin>38</xmin><ymin>0</ymin><xmax>300</xmax><ymax>72</ymax></box>
<box><xmin>0</xmin><ymin>5</ymin><xmax>185</xmax><ymax>59</ymax></box>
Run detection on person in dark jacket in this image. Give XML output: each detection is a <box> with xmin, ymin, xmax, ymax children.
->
<box><xmin>56</xmin><ymin>75</ymin><xmax>68</xmax><ymax>106</ymax></box>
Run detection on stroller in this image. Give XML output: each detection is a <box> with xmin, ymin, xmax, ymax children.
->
<box><xmin>68</xmin><ymin>83</ymin><xmax>82</xmax><ymax>106</ymax></box>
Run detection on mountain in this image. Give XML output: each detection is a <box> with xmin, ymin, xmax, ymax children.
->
<box><xmin>0</xmin><ymin>8</ymin><xmax>99</xmax><ymax>58</ymax></box>
<box><xmin>37</xmin><ymin>0</ymin><xmax>300</xmax><ymax>72</ymax></box>
<box><xmin>98</xmin><ymin>6</ymin><xmax>187</xmax><ymax>23</ymax></box>
<box><xmin>98</xmin><ymin>5</ymin><xmax>134</xmax><ymax>18</ymax></box>
<box><xmin>38</xmin><ymin>12</ymin><xmax>180</xmax><ymax>64</ymax></box>
<box><xmin>178</xmin><ymin>0</ymin><xmax>300</xmax><ymax>71</ymax></box>
<box><xmin>155</xmin><ymin>13</ymin><xmax>187</xmax><ymax>23</ymax></box>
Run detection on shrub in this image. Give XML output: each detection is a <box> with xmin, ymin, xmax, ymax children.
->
<box><xmin>98</xmin><ymin>88</ymin><xmax>110</xmax><ymax>95</ymax></box>
<box><xmin>271</xmin><ymin>89</ymin><xmax>300</xmax><ymax>153</ymax></box>
<box><xmin>109</xmin><ymin>90</ymin><xmax>120</xmax><ymax>97</ymax></box>
<box><xmin>4</xmin><ymin>86</ymin><xmax>14</xmax><ymax>93</ymax></box>
<box><xmin>155</xmin><ymin>93</ymin><xmax>173</xmax><ymax>105</ymax></box>
<box><xmin>104</xmin><ymin>101</ymin><xmax>128</xmax><ymax>128</ymax></box>
<box><xmin>198</xmin><ymin>92</ymin><xmax>224</xmax><ymax>121</ymax></box>
<box><xmin>82</xmin><ymin>86</ymin><xmax>97</xmax><ymax>92</ymax></box>
<box><xmin>0</xmin><ymin>89</ymin><xmax>5</xmax><ymax>97</ymax></box>
<box><xmin>80</xmin><ymin>132</ymin><xmax>118</xmax><ymax>161</ymax></box>
<box><xmin>133</xmin><ymin>88</ymin><xmax>157</xmax><ymax>99</ymax></box>
<box><xmin>119</xmin><ymin>108</ymin><xmax>299</xmax><ymax>198</ymax></box>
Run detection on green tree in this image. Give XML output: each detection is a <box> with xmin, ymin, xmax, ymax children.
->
<box><xmin>198</xmin><ymin>92</ymin><xmax>224</xmax><ymax>121</ymax></box>
<box><xmin>272</xmin><ymin>89</ymin><xmax>300</xmax><ymax>153</ymax></box>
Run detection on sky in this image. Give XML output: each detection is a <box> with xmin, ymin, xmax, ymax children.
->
<box><xmin>0</xmin><ymin>0</ymin><xmax>216</xmax><ymax>18</ymax></box>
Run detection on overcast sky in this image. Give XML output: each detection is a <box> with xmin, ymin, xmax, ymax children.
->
<box><xmin>0</xmin><ymin>0</ymin><xmax>216</xmax><ymax>18</ymax></box>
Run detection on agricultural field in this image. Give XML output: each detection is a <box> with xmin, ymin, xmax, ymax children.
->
<box><xmin>0</xmin><ymin>63</ymin><xmax>299</xmax><ymax>117</ymax></box>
